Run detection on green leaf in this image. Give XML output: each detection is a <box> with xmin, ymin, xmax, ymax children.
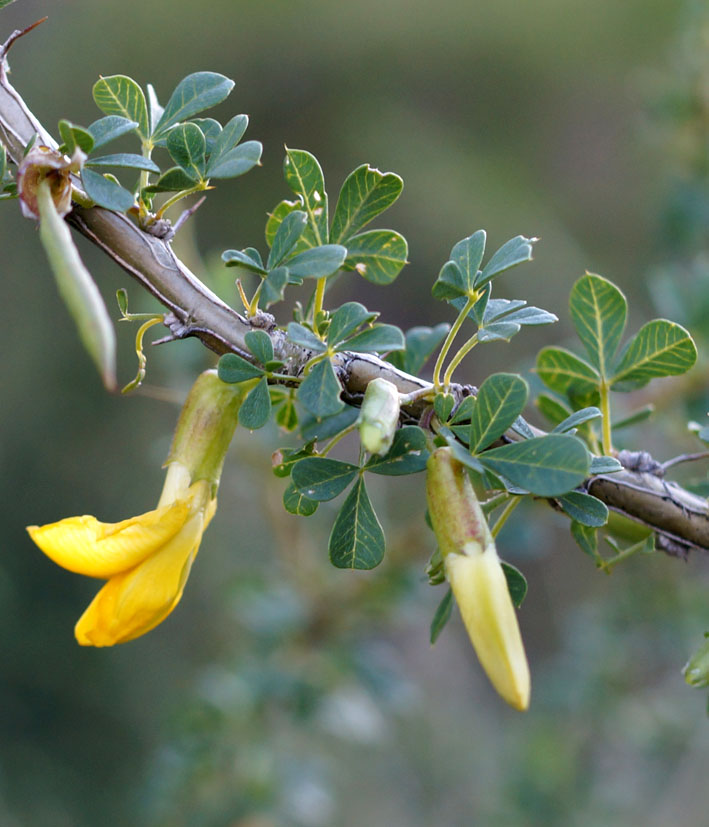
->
<box><xmin>266</xmin><ymin>210</ymin><xmax>307</xmax><ymax>269</ymax></box>
<box><xmin>569</xmin><ymin>273</ymin><xmax>627</xmax><ymax>377</ymax></box>
<box><xmin>146</xmin><ymin>83</ymin><xmax>163</xmax><ymax>134</ymax></box>
<box><xmin>36</xmin><ymin>181</ymin><xmax>116</xmax><ymax>390</ymax></box>
<box><xmin>552</xmin><ymin>406</ymin><xmax>602</xmax><ymax>433</ymax></box>
<box><xmin>589</xmin><ymin>455</ymin><xmax>623</xmax><ymax>474</ymax></box>
<box><xmin>0</xmin><ymin>144</ymin><xmax>6</xmax><ymax>181</ymax></box>
<box><xmin>329</xmin><ymin>477</ymin><xmax>385</xmax><ymax>569</ymax></box>
<box><xmin>430</xmin><ymin>588</ymin><xmax>454</xmax><ymax>644</ymax></box>
<box><xmin>610</xmin><ymin>319</ymin><xmax>697</xmax><ymax>390</ymax></box>
<box><xmin>217</xmin><ymin>353</ymin><xmax>264</xmax><ymax>383</ymax></box>
<box><xmin>283</xmin><ymin>148</ymin><xmax>328</xmax><ymax>244</ymax></box>
<box><xmin>299</xmin><ymin>404</ymin><xmax>360</xmax><ymax>442</ymax></box>
<box><xmin>265</xmin><ymin>199</ymin><xmax>317</xmax><ymax>251</ymax></box>
<box><xmin>272</xmin><ymin>443</ymin><xmax>316</xmax><ymax>477</ymax></box>
<box><xmin>330</xmin><ymin>164</ymin><xmax>403</xmax><ymax>243</ymax></box>
<box><xmin>612</xmin><ymin>404</ymin><xmax>655</xmax><ymax>431</ymax></box>
<box><xmin>478</xmin><ymin>434</ymin><xmax>590</xmax><ymax>497</ymax></box>
<box><xmin>221</xmin><ymin>248</ymin><xmax>267</xmax><ymax>275</ymax></box>
<box><xmin>142</xmin><ymin>166</ymin><xmax>198</xmax><ymax>193</ymax></box>
<box><xmin>275</xmin><ymin>392</ymin><xmax>298</xmax><ymax>431</ymax></box>
<box><xmin>343</xmin><ymin>229</ymin><xmax>408</xmax><ymax>285</ymax></box>
<box><xmin>209</xmin><ymin>114</ymin><xmax>248</xmax><ymax>159</ymax></box>
<box><xmin>286</xmin><ymin>245</ymin><xmax>347</xmax><ymax>279</ymax></box>
<box><xmin>536</xmin><ymin>346</ymin><xmax>600</xmax><ymax>403</ymax></box>
<box><xmin>58</xmin><ymin>120</ymin><xmax>94</xmax><ymax>155</ymax></box>
<box><xmin>206</xmin><ymin>140</ymin><xmax>262</xmax><ymax>179</ymax></box>
<box><xmin>336</xmin><ymin>324</ymin><xmax>405</xmax><ymax>354</ymax></box>
<box><xmin>153</xmin><ymin>72</ymin><xmax>234</xmax><ymax>139</ymax></box>
<box><xmin>81</xmin><ymin>168</ymin><xmax>134</xmax><ymax>211</ymax></box>
<box><xmin>283</xmin><ymin>480</ymin><xmax>319</xmax><ymax>516</ymax></box>
<box><xmin>570</xmin><ymin>521</ymin><xmax>600</xmax><ymax>561</ymax></box>
<box><xmin>365</xmin><ymin>426</ymin><xmax>430</xmax><ymax>476</ymax></box>
<box><xmin>238</xmin><ymin>377</ymin><xmax>272</xmax><ymax>429</ymax></box>
<box><xmin>327</xmin><ymin>302</ymin><xmax>377</xmax><ymax>347</ymax></box>
<box><xmin>298</xmin><ymin>358</ymin><xmax>344</xmax><ymax>416</ymax></box>
<box><xmin>244</xmin><ymin>330</ymin><xmax>273</xmax><ymax>365</ymax></box>
<box><xmin>558</xmin><ymin>491</ymin><xmax>608</xmax><ymax>527</ymax></box>
<box><xmin>432</xmin><ymin>260</ymin><xmax>468</xmax><ymax>302</ymax></box>
<box><xmin>0</xmin><ymin>0</ymin><xmax>19</xmax><ymax>9</ymax></box>
<box><xmin>86</xmin><ymin>153</ymin><xmax>160</xmax><ymax>172</ymax></box>
<box><xmin>260</xmin><ymin>266</ymin><xmax>289</xmax><ymax>307</ymax></box>
<box><xmin>190</xmin><ymin>118</ymin><xmax>221</xmax><ymax>151</ymax></box>
<box><xmin>478</xmin><ymin>322</ymin><xmax>521</xmax><ymax>343</ymax></box>
<box><xmin>434</xmin><ymin>393</ymin><xmax>455</xmax><ymax>423</ymax></box>
<box><xmin>494</xmin><ymin>305</ymin><xmax>557</xmax><ymax>327</ymax></box>
<box><xmin>291</xmin><ymin>457</ymin><xmax>360</xmax><ymax>501</ymax></box>
<box><xmin>92</xmin><ymin>75</ymin><xmax>149</xmax><ymax>140</ymax></box>
<box><xmin>451</xmin><ymin>230</ymin><xmax>486</xmax><ymax>287</ymax></box>
<box><xmin>476</xmin><ymin>235</ymin><xmax>537</xmax><ymax>287</ymax></box>
<box><xmin>501</xmin><ymin>561</ymin><xmax>528</xmax><ymax>608</ymax></box>
<box><xmin>388</xmin><ymin>324</ymin><xmax>449</xmax><ymax>375</ymax></box>
<box><xmin>450</xmin><ymin>396</ymin><xmax>475</xmax><ymax>424</ymax></box>
<box><xmin>286</xmin><ymin>322</ymin><xmax>327</xmax><ymax>352</ymax></box>
<box><xmin>167</xmin><ymin>122</ymin><xmax>206</xmax><ymax>181</ymax></box>
<box><xmin>535</xmin><ymin>393</ymin><xmax>572</xmax><ymax>427</ymax></box>
<box><xmin>87</xmin><ymin>116</ymin><xmax>140</xmax><ymax>150</ymax></box>
<box><xmin>469</xmin><ymin>373</ymin><xmax>528</xmax><ymax>454</ymax></box>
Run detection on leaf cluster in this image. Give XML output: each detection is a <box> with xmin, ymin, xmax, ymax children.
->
<box><xmin>60</xmin><ymin>72</ymin><xmax>261</xmax><ymax>216</ymax></box>
<box><xmin>537</xmin><ymin>273</ymin><xmax>697</xmax><ymax>408</ymax></box>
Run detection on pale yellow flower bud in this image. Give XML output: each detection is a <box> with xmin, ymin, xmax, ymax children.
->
<box><xmin>426</xmin><ymin>447</ymin><xmax>530</xmax><ymax>710</ymax></box>
<box><xmin>358</xmin><ymin>377</ymin><xmax>400</xmax><ymax>456</ymax></box>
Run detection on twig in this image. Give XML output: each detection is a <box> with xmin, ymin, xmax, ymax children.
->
<box><xmin>1</xmin><ymin>47</ymin><xmax>709</xmax><ymax>555</ymax></box>
<box><xmin>661</xmin><ymin>451</ymin><xmax>709</xmax><ymax>473</ymax></box>
<box><xmin>0</xmin><ymin>18</ymin><xmax>47</xmax><ymax>80</ymax></box>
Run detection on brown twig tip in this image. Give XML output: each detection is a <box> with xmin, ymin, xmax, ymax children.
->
<box><xmin>0</xmin><ymin>17</ymin><xmax>48</xmax><ymax>64</ymax></box>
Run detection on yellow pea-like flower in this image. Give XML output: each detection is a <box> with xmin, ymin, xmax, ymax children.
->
<box><xmin>28</xmin><ymin>471</ymin><xmax>214</xmax><ymax>646</ymax></box>
<box><xmin>426</xmin><ymin>446</ymin><xmax>530</xmax><ymax>710</ymax></box>
<box><xmin>27</xmin><ymin>370</ymin><xmax>242</xmax><ymax>647</ymax></box>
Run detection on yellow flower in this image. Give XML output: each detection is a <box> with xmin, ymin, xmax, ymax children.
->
<box><xmin>27</xmin><ymin>463</ymin><xmax>216</xmax><ymax>646</ymax></box>
<box><xmin>27</xmin><ymin>370</ymin><xmax>243</xmax><ymax>647</ymax></box>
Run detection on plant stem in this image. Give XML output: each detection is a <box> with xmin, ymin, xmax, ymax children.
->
<box><xmin>491</xmin><ymin>496</ymin><xmax>521</xmax><ymax>538</ymax></box>
<box><xmin>155</xmin><ymin>184</ymin><xmax>204</xmax><ymax>219</ymax></box>
<box><xmin>312</xmin><ymin>276</ymin><xmax>327</xmax><ymax>324</ymax></box>
<box><xmin>600</xmin><ymin>536</ymin><xmax>653</xmax><ymax>573</ymax></box>
<box><xmin>321</xmin><ymin>423</ymin><xmax>358</xmax><ymax>456</ymax></box>
<box><xmin>600</xmin><ymin>381</ymin><xmax>613</xmax><ymax>456</ymax></box>
<box><xmin>432</xmin><ymin>295</ymin><xmax>476</xmax><ymax>390</ymax></box>
<box><xmin>443</xmin><ymin>333</ymin><xmax>479</xmax><ymax>386</ymax></box>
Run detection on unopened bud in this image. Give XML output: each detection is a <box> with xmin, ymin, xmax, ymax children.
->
<box><xmin>359</xmin><ymin>377</ymin><xmax>400</xmax><ymax>456</ymax></box>
<box><xmin>426</xmin><ymin>447</ymin><xmax>530</xmax><ymax>710</ymax></box>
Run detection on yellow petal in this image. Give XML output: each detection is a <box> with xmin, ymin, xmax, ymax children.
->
<box><xmin>74</xmin><ymin>510</ymin><xmax>206</xmax><ymax>646</ymax></box>
<box><xmin>27</xmin><ymin>500</ymin><xmax>190</xmax><ymax>578</ymax></box>
<box><xmin>446</xmin><ymin>550</ymin><xmax>531</xmax><ymax>711</ymax></box>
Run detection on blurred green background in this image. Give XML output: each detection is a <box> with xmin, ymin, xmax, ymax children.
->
<box><xmin>2</xmin><ymin>0</ymin><xmax>708</xmax><ymax>825</ymax></box>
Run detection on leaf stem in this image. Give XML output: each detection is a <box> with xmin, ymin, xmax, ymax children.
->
<box><xmin>155</xmin><ymin>183</ymin><xmax>205</xmax><ymax>219</ymax></box>
<box><xmin>122</xmin><ymin>316</ymin><xmax>163</xmax><ymax>394</ymax></box>
<box><xmin>491</xmin><ymin>496</ymin><xmax>521</xmax><ymax>539</ymax></box>
<box><xmin>312</xmin><ymin>276</ymin><xmax>327</xmax><ymax>325</ymax></box>
<box><xmin>432</xmin><ymin>295</ymin><xmax>476</xmax><ymax>390</ymax></box>
<box><xmin>443</xmin><ymin>333</ymin><xmax>479</xmax><ymax>386</ymax></box>
<box><xmin>600</xmin><ymin>536</ymin><xmax>653</xmax><ymax>573</ymax></box>
<box><xmin>600</xmin><ymin>381</ymin><xmax>613</xmax><ymax>456</ymax></box>
<box><xmin>321</xmin><ymin>423</ymin><xmax>358</xmax><ymax>456</ymax></box>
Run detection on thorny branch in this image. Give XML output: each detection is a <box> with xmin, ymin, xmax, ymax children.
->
<box><xmin>2</xmin><ymin>32</ymin><xmax>709</xmax><ymax>557</ymax></box>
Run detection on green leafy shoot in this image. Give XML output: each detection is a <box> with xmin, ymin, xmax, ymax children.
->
<box><xmin>537</xmin><ymin>272</ymin><xmax>697</xmax><ymax>455</ymax></box>
<box><xmin>430</xmin><ymin>232</ymin><xmax>545</xmax><ymax>388</ymax></box>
